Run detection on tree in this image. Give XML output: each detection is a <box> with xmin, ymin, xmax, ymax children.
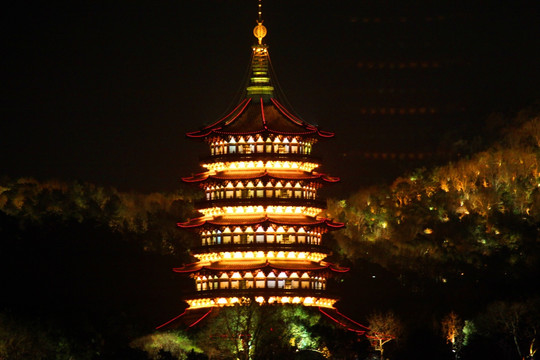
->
<box><xmin>441</xmin><ymin>312</ymin><xmax>465</xmax><ymax>359</ymax></box>
<box><xmin>366</xmin><ymin>311</ymin><xmax>403</xmax><ymax>360</ymax></box>
<box><xmin>475</xmin><ymin>299</ymin><xmax>539</xmax><ymax>360</ymax></box>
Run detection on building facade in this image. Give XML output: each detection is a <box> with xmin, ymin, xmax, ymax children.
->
<box><xmin>175</xmin><ymin>20</ymin><xmax>346</xmax><ymax>311</ymax></box>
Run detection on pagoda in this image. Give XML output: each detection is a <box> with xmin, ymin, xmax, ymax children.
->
<box><xmin>173</xmin><ymin>11</ymin><xmax>347</xmax><ymax>313</ymax></box>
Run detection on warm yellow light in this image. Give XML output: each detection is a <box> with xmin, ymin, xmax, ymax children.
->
<box><xmin>185</xmin><ymin>296</ymin><xmax>337</xmax><ymax>309</ymax></box>
<box><xmin>193</xmin><ymin>251</ymin><xmax>327</xmax><ymax>262</ymax></box>
<box><xmin>201</xmin><ymin>161</ymin><xmax>319</xmax><ymax>172</ymax></box>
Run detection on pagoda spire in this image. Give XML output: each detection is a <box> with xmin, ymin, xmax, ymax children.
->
<box><xmin>247</xmin><ymin>0</ymin><xmax>274</xmax><ymax>100</ymax></box>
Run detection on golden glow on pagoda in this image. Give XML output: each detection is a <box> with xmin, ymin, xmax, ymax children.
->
<box><xmin>174</xmin><ymin>1</ymin><xmax>345</xmax><ymax>314</ymax></box>
<box><xmin>253</xmin><ymin>21</ymin><xmax>267</xmax><ymax>45</ymax></box>
<box><xmin>202</xmin><ymin>161</ymin><xmax>319</xmax><ymax>173</ymax></box>
<box><xmin>199</xmin><ymin>205</ymin><xmax>322</xmax><ymax>217</ymax></box>
<box><xmin>194</xmin><ymin>251</ymin><xmax>327</xmax><ymax>262</ymax></box>
<box><xmin>186</xmin><ymin>296</ymin><xmax>336</xmax><ymax>309</ymax></box>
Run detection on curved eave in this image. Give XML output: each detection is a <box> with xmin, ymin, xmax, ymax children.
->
<box><xmin>186</xmin><ymin>98</ymin><xmax>253</xmax><ymax>139</ymax></box>
<box><xmin>173</xmin><ymin>260</ymin><xmax>349</xmax><ymax>274</ymax></box>
<box><xmin>185</xmin><ymin>97</ymin><xmax>334</xmax><ymax>139</ymax></box>
<box><xmin>177</xmin><ymin>216</ymin><xmax>345</xmax><ymax>230</ymax></box>
<box><xmin>182</xmin><ymin>171</ymin><xmax>340</xmax><ymax>183</ymax></box>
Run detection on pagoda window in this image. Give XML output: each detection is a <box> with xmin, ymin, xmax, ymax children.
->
<box><xmin>277</xmin><ymin>272</ymin><xmax>288</xmax><ymax>288</ymax></box>
<box><xmin>244</xmin><ymin>272</ymin><xmax>254</xmax><ymax>288</ymax></box>
<box><xmin>265</xmin><ymin>189</ymin><xmax>273</xmax><ymax>198</ymax></box>
<box><xmin>223</xmin><ymin>235</ymin><xmax>232</xmax><ymax>244</ymax></box>
<box><xmin>216</xmin><ymin>230</ymin><xmax>222</xmax><ymax>244</ymax></box>
<box><xmin>255</xmin><ymin>234</ymin><xmax>264</xmax><ymax>243</ymax></box>
<box><xmin>300</xmin><ymin>273</ymin><xmax>310</xmax><ymax>289</ymax></box>
<box><xmin>231</xmin><ymin>272</ymin><xmax>241</xmax><ymax>289</ymax></box>
<box><xmin>267</xmin><ymin>272</ymin><xmax>276</xmax><ymax>288</ymax></box>
<box><xmin>267</xmin><ymin>234</ymin><xmax>275</xmax><ymax>243</ymax></box>
<box><xmin>255</xmin><ymin>271</ymin><xmax>265</xmax><ymax>288</ymax></box>
<box><xmin>212</xmin><ymin>276</ymin><xmax>219</xmax><ymax>290</ymax></box>
<box><xmin>257</xmin><ymin>143</ymin><xmax>264</xmax><ymax>152</ymax></box>
<box><xmin>290</xmin><ymin>273</ymin><xmax>300</xmax><ymax>289</ymax></box>
<box><xmin>313</xmin><ymin>277</ymin><xmax>322</xmax><ymax>290</ymax></box>
<box><xmin>225</xmin><ymin>190</ymin><xmax>234</xmax><ymax>199</ymax></box>
<box><xmin>201</xmin><ymin>276</ymin><xmax>208</xmax><ymax>291</ymax></box>
<box><xmin>298</xmin><ymin>235</ymin><xmax>306</xmax><ymax>243</ymax></box>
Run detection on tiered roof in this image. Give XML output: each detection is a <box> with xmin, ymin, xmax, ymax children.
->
<box><xmin>182</xmin><ymin>170</ymin><xmax>340</xmax><ymax>183</ymax></box>
<box><xmin>173</xmin><ymin>260</ymin><xmax>348</xmax><ymax>274</ymax></box>
<box><xmin>177</xmin><ymin>215</ymin><xmax>344</xmax><ymax>229</ymax></box>
<box><xmin>186</xmin><ymin>98</ymin><xmax>334</xmax><ymax>139</ymax></box>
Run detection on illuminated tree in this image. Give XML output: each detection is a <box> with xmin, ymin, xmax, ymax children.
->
<box><xmin>441</xmin><ymin>312</ymin><xmax>465</xmax><ymax>359</ymax></box>
<box><xmin>366</xmin><ymin>311</ymin><xmax>403</xmax><ymax>360</ymax></box>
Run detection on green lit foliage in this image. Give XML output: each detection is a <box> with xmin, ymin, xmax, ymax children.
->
<box><xmin>191</xmin><ymin>304</ymin><xmax>326</xmax><ymax>360</ymax></box>
<box><xmin>0</xmin><ymin>313</ymin><xmax>83</xmax><ymax>360</ymax></box>
<box><xmin>329</xmin><ymin>113</ymin><xmax>540</xmax><ymax>279</ymax></box>
<box><xmin>0</xmin><ymin>177</ymin><xmax>199</xmax><ymax>256</ymax></box>
<box><xmin>130</xmin><ymin>331</ymin><xmax>203</xmax><ymax>360</ymax></box>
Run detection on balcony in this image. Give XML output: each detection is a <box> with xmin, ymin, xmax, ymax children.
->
<box><xmin>191</xmin><ymin>243</ymin><xmax>331</xmax><ymax>255</ymax></box>
<box><xmin>183</xmin><ymin>288</ymin><xmax>338</xmax><ymax>300</ymax></box>
<box><xmin>200</xmin><ymin>153</ymin><xmax>321</xmax><ymax>164</ymax></box>
<box><xmin>195</xmin><ymin>197</ymin><xmax>327</xmax><ymax>209</ymax></box>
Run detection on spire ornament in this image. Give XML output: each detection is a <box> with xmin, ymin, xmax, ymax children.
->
<box><xmin>253</xmin><ymin>0</ymin><xmax>267</xmax><ymax>44</ymax></box>
<box><xmin>253</xmin><ymin>21</ymin><xmax>267</xmax><ymax>45</ymax></box>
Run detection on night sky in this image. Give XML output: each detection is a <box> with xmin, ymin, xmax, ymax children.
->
<box><xmin>2</xmin><ymin>1</ymin><xmax>539</xmax><ymax>196</ymax></box>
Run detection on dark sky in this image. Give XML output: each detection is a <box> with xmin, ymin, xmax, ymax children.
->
<box><xmin>2</xmin><ymin>1</ymin><xmax>539</xmax><ymax>195</ymax></box>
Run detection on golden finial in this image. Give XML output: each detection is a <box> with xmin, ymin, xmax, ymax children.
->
<box><xmin>253</xmin><ymin>0</ymin><xmax>267</xmax><ymax>44</ymax></box>
<box><xmin>253</xmin><ymin>21</ymin><xmax>267</xmax><ymax>44</ymax></box>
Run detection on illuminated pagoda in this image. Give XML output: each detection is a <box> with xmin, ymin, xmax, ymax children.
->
<box><xmin>173</xmin><ymin>9</ymin><xmax>347</xmax><ymax>314</ymax></box>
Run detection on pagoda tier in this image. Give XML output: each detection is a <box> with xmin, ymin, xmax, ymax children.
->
<box><xmin>173</xmin><ymin>259</ymin><xmax>347</xmax><ymax>309</ymax></box>
<box><xmin>176</xmin><ymin>19</ymin><xmax>345</xmax><ymax>310</ymax></box>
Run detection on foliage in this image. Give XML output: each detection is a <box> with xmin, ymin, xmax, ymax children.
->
<box><xmin>367</xmin><ymin>311</ymin><xmax>403</xmax><ymax>359</ymax></box>
<box><xmin>471</xmin><ymin>298</ymin><xmax>539</xmax><ymax>360</ymax></box>
<box><xmin>0</xmin><ymin>177</ymin><xmax>199</xmax><ymax>255</ymax></box>
<box><xmin>329</xmin><ymin>114</ymin><xmax>540</xmax><ymax>282</ymax></box>
<box><xmin>192</xmin><ymin>304</ymin><xmax>327</xmax><ymax>360</ymax></box>
<box><xmin>130</xmin><ymin>331</ymin><xmax>203</xmax><ymax>360</ymax></box>
<box><xmin>441</xmin><ymin>312</ymin><xmax>466</xmax><ymax>359</ymax></box>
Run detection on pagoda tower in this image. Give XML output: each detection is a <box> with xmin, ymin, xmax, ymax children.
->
<box><xmin>174</xmin><ymin>13</ymin><xmax>346</xmax><ymax>312</ymax></box>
